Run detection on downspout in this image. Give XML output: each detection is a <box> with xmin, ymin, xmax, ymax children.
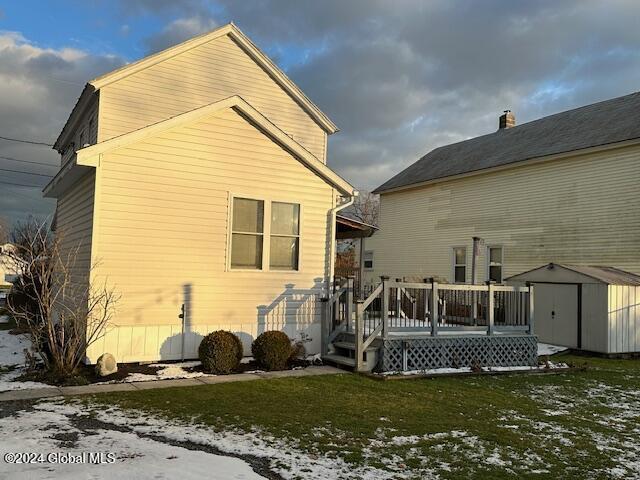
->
<box><xmin>328</xmin><ymin>190</ymin><xmax>358</xmax><ymax>294</ymax></box>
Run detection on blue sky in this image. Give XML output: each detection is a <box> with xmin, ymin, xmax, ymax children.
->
<box><xmin>1</xmin><ymin>0</ymin><xmax>640</xmax><ymax>227</ymax></box>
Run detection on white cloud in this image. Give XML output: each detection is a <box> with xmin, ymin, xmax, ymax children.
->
<box><xmin>0</xmin><ymin>31</ymin><xmax>124</xmax><ymax>226</ymax></box>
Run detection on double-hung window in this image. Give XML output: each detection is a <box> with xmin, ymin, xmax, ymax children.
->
<box><xmin>231</xmin><ymin>198</ymin><xmax>264</xmax><ymax>270</ymax></box>
<box><xmin>270</xmin><ymin>202</ymin><xmax>300</xmax><ymax>270</ymax></box>
<box><xmin>453</xmin><ymin>247</ymin><xmax>467</xmax><ymax>283</ymax></box>
<box><xmin>363</xmin><ymin>251</ymin><xmax>374</xmax><ymax>270</ymax></box>
<box><xmin>487</xmin><ymin>246</ymin><xmax>503</xmax><ymax>283</ymax></box>
<box><xmin>230</xmin><ymin>197</ymin><xmax>300</xmax><ymax>271</ymax></box>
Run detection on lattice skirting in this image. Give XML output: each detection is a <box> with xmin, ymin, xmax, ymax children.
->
<box><xmin>381</xmin><ymin>335</ymin><xmax>538</xmax><ymax>372</ymax></box>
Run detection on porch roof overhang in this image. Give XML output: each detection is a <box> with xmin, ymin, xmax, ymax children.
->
<box><xmin>336</xmin><ymin>215</ymin><xmax>378</xmax><ymax>239</ymax></box>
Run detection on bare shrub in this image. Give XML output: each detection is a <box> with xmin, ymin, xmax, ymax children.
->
<box><xmin>4</xmin><ymin>218</ymin><xmax>119</xmax><ymax>377</ymax></box>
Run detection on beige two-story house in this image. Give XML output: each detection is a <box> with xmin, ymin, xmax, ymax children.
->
<box><xmin>365</xmin><ymin>92</ymin><xmax>640</xmax><ymax>286</ymax></box>
<box><xmin>44</xmin><ymin>23</ymin><xmax>355</xmax><ymax>363</ymax></box>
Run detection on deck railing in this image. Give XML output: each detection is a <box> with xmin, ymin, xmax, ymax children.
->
<box><xmin>344</xmin><ymin>276</ymin><xmax>534</xmax><ymax>371</ymax></box>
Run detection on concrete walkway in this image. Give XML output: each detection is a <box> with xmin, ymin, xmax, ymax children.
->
<box><xmin>0</xmin><ymin>366</ymin><xmax>346</xmax><ymax>402</ymax></box>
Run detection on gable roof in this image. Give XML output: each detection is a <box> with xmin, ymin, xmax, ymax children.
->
<box><xmin>54</xmin><ymin>23</ymin><xmax>337</xmax><ymax>151</ymax></box>
<box><xmin>44</xmin><ymin>95</ymin><xmax>354</xmax><ymax>198</ymax></box>
<box><xmin>507</xmin><ymin>263</ymin><xmax>640</xmax><ymax>286</ymax></box>
<box><xmin>374</xmin><ymin>91</ymin><xmax>640</xmax><ymax>194</ymax></box>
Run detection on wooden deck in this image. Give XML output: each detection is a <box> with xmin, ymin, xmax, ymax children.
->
<box><xmin>323</xmin><ymin>277</ymin><xmax>537</xmax><ymax>372</ymax></box>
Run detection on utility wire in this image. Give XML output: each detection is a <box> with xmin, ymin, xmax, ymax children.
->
<box><xmin>0</xmin><ymin>155</ymin><xmax>58</xmax><ymax>169</ymax></box>
<box><xmin>0</xmin><ymin>167</ymin><xmax>53</xmax><ymax>178</ymax></box>
<box><xmin>0</xmin><ymin>135</ymin><xmax>54</xmax><ymax>147</ymax></box>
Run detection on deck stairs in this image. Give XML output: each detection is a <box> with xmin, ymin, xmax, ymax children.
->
<box><xmin>324</xmin><ymin>331</ymin><xmax>381</xmax><ymax>371</ymax></box>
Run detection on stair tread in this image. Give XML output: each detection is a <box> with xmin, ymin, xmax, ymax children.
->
<box><xmin>323</xmin><ymin>353</ymin><xmax>356</xmax><ymax>367</ymax></box>
<box><xmin>332</xmin><ymin>341</ymin><xmax>379</xmax><ymax>352</ymax></box>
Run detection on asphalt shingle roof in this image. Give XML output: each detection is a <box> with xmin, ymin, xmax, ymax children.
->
<box><xmin>374</xmin><ymin>91</ymin><xmax>640</xmax><ymax>193</ymax></box>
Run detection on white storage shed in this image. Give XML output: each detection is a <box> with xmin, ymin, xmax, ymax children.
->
<box><xmin>507</xmin><ymin>263</ymin><xmax>640</xmax><ymax>354</ymax></box>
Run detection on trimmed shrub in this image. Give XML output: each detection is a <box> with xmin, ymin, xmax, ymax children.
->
<box><xmin>198</xmin><ymin>330</ymin><xmax>243</xmax><ymax>374</ymax></box>
<box><xmin>252</xmin><ymin>331</ymin><xmax>292</xmax><ymax>371</ymax></box>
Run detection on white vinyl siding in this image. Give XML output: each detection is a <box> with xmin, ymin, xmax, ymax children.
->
<box><xmin>55</xmin><ymin>171</ymin><xmax>95</xmax><ymax>290</ymax></box>
<box><xmin>86</xmin><ymin>107</ymin><xmax>334</xmax><ymax>362</ymax></box>
<box><xmin>98</xmin><ymin>34</ymin><xmax>327</xmax><ymax>162</ymax></box>
<box><xmin>364</xmin><ymin>144</ymin><xmax>640</xmax><ymax>284</ymax></box>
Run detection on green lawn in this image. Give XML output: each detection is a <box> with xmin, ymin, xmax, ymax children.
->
<box><xmin>88</xmin><ymin>354</ymin><xmax>640</xmax><ymax>479</ymax></box>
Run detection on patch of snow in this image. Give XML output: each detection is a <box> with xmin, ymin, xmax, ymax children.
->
<box><xmin>0</xmin><ymin>330</ymin><xmax>29</xmax><ymax>366</ymax></box>
<box><xmin>537</xmin><ymin>343</ymin><xmax>568</xmax><ymax>356</ymax></box>
<box><xmin>0</xmin><ymin>314</ymin><xmax>9</xmax><ymax>324</ymax></box>
<box><xmin>381</xmin><ymin>362</ymin><xmax>569</xmax><ymax>376</ymax></box>
<box><xmin>45</xmin><ymin>401</ymin><xmax>417</xmax><ymax>480</ymax></box>
<box><xmin>0</xmin><ymin>401</ymin><xmax>265</xmax><ymax>480</ymax></box>
<box><xmin>0</xmin><ymin>331</ymin><xmax>53</xmax><ymax>391</ymax></box>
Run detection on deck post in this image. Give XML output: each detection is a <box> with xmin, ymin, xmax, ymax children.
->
<box><xmin>430</xmin><ymin>277</ymin><xmax>439</xmax><ymax>336</ymax></box>
<box><xmin>527</xmin><ymin>282</ymin><xmax>535</xmax><ymax>335</ymax></box>
<box><xmin>396</xmin><ymin>278</ymin><xmax>402</xmax><ymax>322</ymax></box>
<box><xmin>381</xmin><ymin>276</ymin><xmax>390</xmax><ymax>339</ymax></box>
<box><xmin>354</xmin><ymin>299</ymin><xmax>365</xmax><ymax>372</ymax></box>
<box><xmin>320</xmin><ymin>296</ymin><xmax>329</xmax><ymax>356</ymax></box>
<box><xmin>346</xmin><ymin>276</ymin><xmax>354</xmax><ymax>332</ymax></box>
<box><xmin>486</xmin><ymin>281</ymin><xmax>494</xmax><ymax>336</ymax></box>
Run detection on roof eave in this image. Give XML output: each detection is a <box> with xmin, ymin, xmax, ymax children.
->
<box><xmin>53</xmin><ymin>84</ymin><xmax>96</xmax><ymax>152</ymax></box>
<box><xmin>374</xmin><ymin>137</ymin><xmax>640</xmax><ymax>195</ymax></box>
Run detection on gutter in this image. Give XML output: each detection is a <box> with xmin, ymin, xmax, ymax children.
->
<box><xmin>328</xmin><ymin>190</ymin><xmax>358</xmax><ymax>294</ymax></box>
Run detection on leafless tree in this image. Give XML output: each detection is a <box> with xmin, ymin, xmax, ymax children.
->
<box><xmin>350</xmin><ymin>191</ymin><xmax>380</xmax><ymax>226</ymax></box>
<box><xmin>5</xmin><ymin>218</ymin><xmax>118</xmax><ymax>376</ymax></box>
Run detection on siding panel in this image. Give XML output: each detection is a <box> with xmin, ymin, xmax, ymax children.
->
<box><xmin>98</xmin><ymin>34</ymin><xmax>327</xmax><ymax>162</ymax></box>
<box><xmin>86</xmin><ymin>107</ymin><xmax>334</xmax><ymax>362</ymax></box>
<box><xmin>365</xmin><ymin>145</ymin><xmax>640</xmax><ymax>286</ymax></box>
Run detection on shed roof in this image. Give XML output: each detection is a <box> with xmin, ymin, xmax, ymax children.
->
<box><xmin>507</xmin><ymin>263</ymin><xmax>640</xmax><ymax>286</ymax></box>
<box><xmin>374</xmin><ymin>91</ymin><xmax>640</xmax><ymax>194</ymax></box>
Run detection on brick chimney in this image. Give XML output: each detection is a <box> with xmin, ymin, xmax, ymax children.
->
<box><xmin>499</xmin><ymin>110</ymin><xmax>515</xmax><ymax>129</ymax></box>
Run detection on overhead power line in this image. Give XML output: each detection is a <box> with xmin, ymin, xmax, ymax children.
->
<box><xmin>0</xmin><ymin>167</ymin><xmax>53</xmax><ymax>178</ymax></box>
<box><xmin>0</xmin><ymin>155</ymin><xmax>58</xmax><ymax>169</ymax></box>
<box><xmin>0</xmin><ymin>135</ymin><xmax>54</xmax><ymax>147</ymax></box>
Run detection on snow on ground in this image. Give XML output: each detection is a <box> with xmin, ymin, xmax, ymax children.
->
<box><xmin>0</xmin><ymin>330</ymin><xmax>53</xmax><ymax>392</ymax></box>
<box><xmin>0</xmin><ymin>315</ymin><xmax>9</xmax><ymax>324</ymax></box>
<box><xmin>0</xmin><ymin>401</ymin><xmax>266</xmax><ymax>480</ymax></box>
<box><xmin>0</xmin><ymin>400</ymin><xmax>412</xmax><ymax>480</ymax></box>
<box><xmin>538</xmin><ymin>343</ymin><xmax>569</xmax><ymax>356</ymax></box>
<box><xmin>114</xmin><ymin>361</ymin><xmax>211</xmax><ymax>383</ymax></box>
<box><xmin>382</xmin><ymin>362</ymin><xmax>569</xmax><ymax>376</ymax></box>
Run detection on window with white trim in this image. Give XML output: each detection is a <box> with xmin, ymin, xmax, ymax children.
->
<box><xmin>453</xmin><ymin>247</ymin><xmax>466</xmax><ymax>283</ymax></box>
<box><xmin>231</xmin><ymin>198</ymin><xmax>264</xmax><ymax>270</ymax></box>
<box><xmin>363</xmin><ymin>250</ymin><xmax>374</xmax><ymax>270</ymax></box>
<box><xmin>487</xmin><ymin>246</ymin><xmax>503</xmax><ymax>283</ymax></box>
<box><xmin>270</xmin><ymin>202</ymin><xmax>300</xmax><ymax>271</ymax></box>
<box><xmin>230</xmin><ymin>197</ymin><xmax>300</xmax><ymax>271</ymax></box>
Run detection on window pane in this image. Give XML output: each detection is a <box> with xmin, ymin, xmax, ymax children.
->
<box><xmin>271</xmin><ymin>202</ymin><xmax>299</xmax><ymax>236</ymax></box>
<box><xmin>270</xmin><ymin>237</ymin><xmax>299</xmax><ymax>270</ymax></box>
<box><xmin>364</xmin><ymin>260</ymin><xmax>373</xmax><ymax>269</ymax></box>
<box><xmin>454</xmin><ymin>247</ymin><xmax>466</xmax><ymax>265</ymax></box>
<box><xmin>455</xmin><ymin>266</ymin><xmax>466</xmax><ymax>283</ymax></box>
<box><xmin>233</xmin><ymin>198</ymin><xmax>263</xmax><ymax>233</ymax></box>
<box><xmin>489</xmin><ymin>266</ymin><xmax>502</xmax><ymax>283</ymax></box>
<box><xmin>489</xmin><ymin>247</ymin><xmax>502</xmax><ymax>264</ymax></box>
<box><xmin>231</xmin><ymin>233</ymin><xmax>262</xmax><ymax>269</ymax></box>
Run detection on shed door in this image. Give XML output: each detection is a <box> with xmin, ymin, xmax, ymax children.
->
<box><xmin>534</xmin><ymin>283</ymin><xmax>579</xmax><ymax>348</ymax></box>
